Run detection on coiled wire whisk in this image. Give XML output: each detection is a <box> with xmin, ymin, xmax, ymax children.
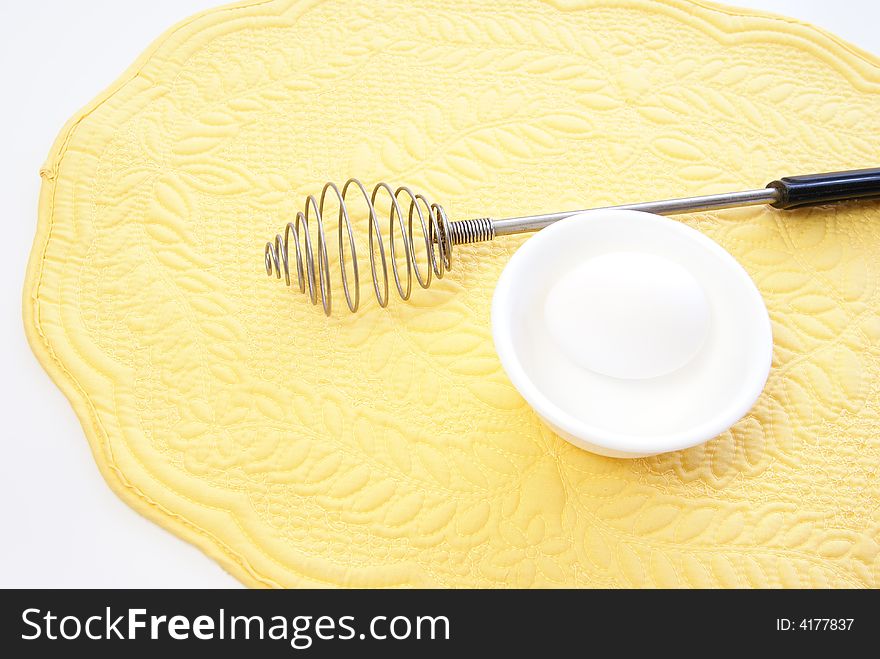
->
<box><xmin>264</xmin><ymin>179</ymin><xmax>470</xmax><ymax>315</ymax></box>
<box><xmin>265</xmin><ymin>168</ymin><xmax>880</xmax><ymax>314</ymax></box>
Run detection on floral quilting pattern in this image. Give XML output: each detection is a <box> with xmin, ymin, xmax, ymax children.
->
<box><xmin>25</xmin><ymin>0</ymin><xmax>880</xmax><ymax>587</ymax></box>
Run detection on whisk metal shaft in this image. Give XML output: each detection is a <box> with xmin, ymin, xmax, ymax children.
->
<box><xmin>489</xmin><ymin>188</ymin><xmax>779</xmax><ymax>236</ymax></box>
<box><xmin>445</xmin><ymin>188</ymin><xmax>779</xmax><ymax>245</ymax></box>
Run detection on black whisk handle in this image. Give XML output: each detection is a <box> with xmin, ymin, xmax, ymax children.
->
<box><xmin>767</xmin><ymin>167</ymin><xmax>880</xmax><ymax>210</ymax></box>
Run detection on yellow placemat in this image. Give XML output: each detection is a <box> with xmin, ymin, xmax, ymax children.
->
<box><xmin>24</xmin><ymin>0</ymin><xmax>880</xmax><ymax>587</ymax></box>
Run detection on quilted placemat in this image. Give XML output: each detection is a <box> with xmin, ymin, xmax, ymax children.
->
<box><xmin>24</xmin><ymin>0</ymin><xmax>880</xmax><ymax>587</ymax></box>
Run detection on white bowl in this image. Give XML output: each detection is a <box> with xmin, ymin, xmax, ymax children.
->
<box><xmin>491</xmin><ymin>210</ymin><xmax>772</xmax><ymax>458</ymax></box>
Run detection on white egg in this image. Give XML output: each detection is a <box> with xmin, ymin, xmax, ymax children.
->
<box><xmin>543</xmin><ymin>251</ymin><xmax>710</xmax><ymax>380</ymax></box>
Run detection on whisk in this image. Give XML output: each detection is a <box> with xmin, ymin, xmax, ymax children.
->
<box><xmin>264</xmin><ymin>168</ymin><xmax>880</xmax><ymax>314</ymax></box>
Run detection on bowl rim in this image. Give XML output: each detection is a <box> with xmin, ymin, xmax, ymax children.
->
<box><xmin>491</xmin><ymin>209</ymin><xmax>773</xmax><ymax>455</ymax></box>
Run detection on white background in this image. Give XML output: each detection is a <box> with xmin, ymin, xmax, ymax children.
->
<box><xmin>1</xmin><ymin>0</ymin><xmax>877</xmax><ymax>588</ymax></box>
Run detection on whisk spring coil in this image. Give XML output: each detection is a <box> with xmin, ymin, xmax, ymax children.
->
<box><xmin>446</xmin><ymin>217</ymin><xmax>495</xmax><ymax>244</ymax></box>
<box><xmin>264</xmin><ymin>179</ymin><xmax>453</xmax><ymax>315</ymax></box>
